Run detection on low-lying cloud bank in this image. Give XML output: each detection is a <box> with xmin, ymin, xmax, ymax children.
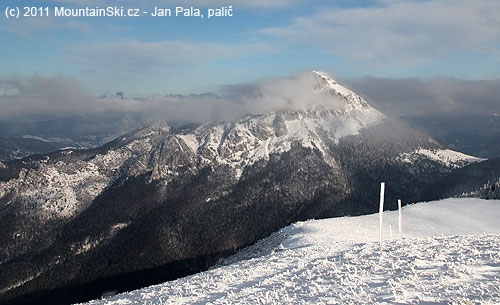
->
<box><xmin>1</xmin><ymin>72</ymin><xmax>499</xmax><ymax>126</ymax></box>
<box><xmin>0</xmin><ymin>72</ymin><xmax>343</xmax><ymax>123</ymax></box>
<box><xmin>347</xmin><ymin>77</ymin><xmax>500</xmax><ymax>118</ymax></box>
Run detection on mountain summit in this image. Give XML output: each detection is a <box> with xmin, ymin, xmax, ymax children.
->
<box><xmin>312</xmin><ymin>70</ymin><xmax>371</xmax><ymax>110</ymax></box>
<box><xmin>0</xmin><ymin>71</ymin><xmax>492</xmax><ymax>305</ymax></box>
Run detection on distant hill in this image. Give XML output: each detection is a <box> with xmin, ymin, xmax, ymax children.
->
<box><xmin>0</xmin><ymin>136</ymin><xmax>64</xmax><ymax>161</ymax></box>
<box><xmin>401</xmin><ymin>113</ymin><xmax>500</xmax><ymax>159</ymax></box>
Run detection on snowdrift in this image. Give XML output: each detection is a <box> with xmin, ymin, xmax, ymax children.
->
<box><xmin>84</xmin><ymin>198</ymin><xmax>500</xmax><ymax>304</ymax></box>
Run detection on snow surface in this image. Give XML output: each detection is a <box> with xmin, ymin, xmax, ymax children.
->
<box><xmin>177</xmin><ymin>134</ymin><xmax>199</xmax><ymax>154</ymax></box>
<box><xmin>83</xmin><ymin>198</ymin><xmax>500</xmax><ymax>305</ymax></box>
<box><xmin>416</xmin><ymin>149</ymin><xmax>486</xmax><ymax>168</ymax></box>
<box><xmin>399</xmin><ymin>148</ymin><xmax>486</xmax><ymax>168</ymax></box>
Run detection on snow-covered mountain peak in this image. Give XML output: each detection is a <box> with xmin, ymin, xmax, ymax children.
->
<box><xmin>312</xmin><ymin>70</ymin><xmax>341</xmax><ymax>88</ymax></box>
<box><xmin>312</xmin><ymin>70</ymin><xmax>371</xmax><ymax>111</ymax></box>
<box><xmin>105</xmin><ymin>72</ymin><xmax>388</xmax><ymax>181</ymax></box>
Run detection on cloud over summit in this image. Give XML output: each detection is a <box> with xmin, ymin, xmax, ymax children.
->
<box><xmin>2</xmin><ymin>71</ymin><xmax>499</xmax><ymax>128</ymax></box>
<box><xmin>0</xmin><ymin>72</ymin><xmax>343</xmax><ymax>122</ymax></box>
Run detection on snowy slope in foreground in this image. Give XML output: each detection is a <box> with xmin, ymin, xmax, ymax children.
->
<box><xmin>84</xmin><ymin>199</ymin><xmax>500</xmax><ymax>305</ymax></box>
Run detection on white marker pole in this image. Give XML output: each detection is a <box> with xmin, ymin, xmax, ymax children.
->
<box><xmin>379</xmin><ymin>182</ymin><xmax>385</xmax><ymax>251</ymax></box>
<box><xmin>398</xmin><ymin>199</ymin><xmax>403</xmax><ymax>240</ymax></box>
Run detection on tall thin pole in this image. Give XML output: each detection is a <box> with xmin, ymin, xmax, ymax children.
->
<box><xmin>398</xmin><ymin>199</ymin><xmax>402</xmax><ymax>240</ymax></box>
<box><xmin>379</xmin><ymin>182</ymin><xmax>385</xmax><ymax>251</ymax></box>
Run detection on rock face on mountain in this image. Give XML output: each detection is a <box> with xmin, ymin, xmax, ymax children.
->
<box><xmin>0</xmin><ymin>71</ymin><xmax>490</xmax><ymax>304</ymax></box>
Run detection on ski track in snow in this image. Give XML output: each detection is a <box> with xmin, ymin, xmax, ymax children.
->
<box><xmin>84</xmin><ymin>199</ymin><xmax>500</xmax><ymax>305</ymax></box>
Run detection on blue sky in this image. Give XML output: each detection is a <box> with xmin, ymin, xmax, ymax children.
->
<box><xmin>1</xmin><ymin>0</ymin><xmax>500</xmax><ymax>96</ymax></box>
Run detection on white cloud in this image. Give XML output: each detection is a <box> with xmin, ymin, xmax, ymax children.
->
<box><xmin>66</xmin><ymin>38</ymin><xmax>271</xmax><ymax>76</ymax></box>
<box><xmin>0</xmin><ymin>74</ymin><xmax>90</xmax><ymax>117</ymax></box>
<box><xmin>0</xmin><ymin>72</ymin><xmax>343</xmax><ymax>122</ymax></box>
<box><xmin>223</xmin><ymin>71</ymin><xmax>344</xmax><ymax>114</ymax></box>
<box><xmin>262</xmin><ymin>0</ymin><xmax>500</xmax><ymax>64</ymax></box>
<box><xmin>2</xmin><ymin>72</ymin><xmax>499</xmax><ymax>124</ymax></box>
